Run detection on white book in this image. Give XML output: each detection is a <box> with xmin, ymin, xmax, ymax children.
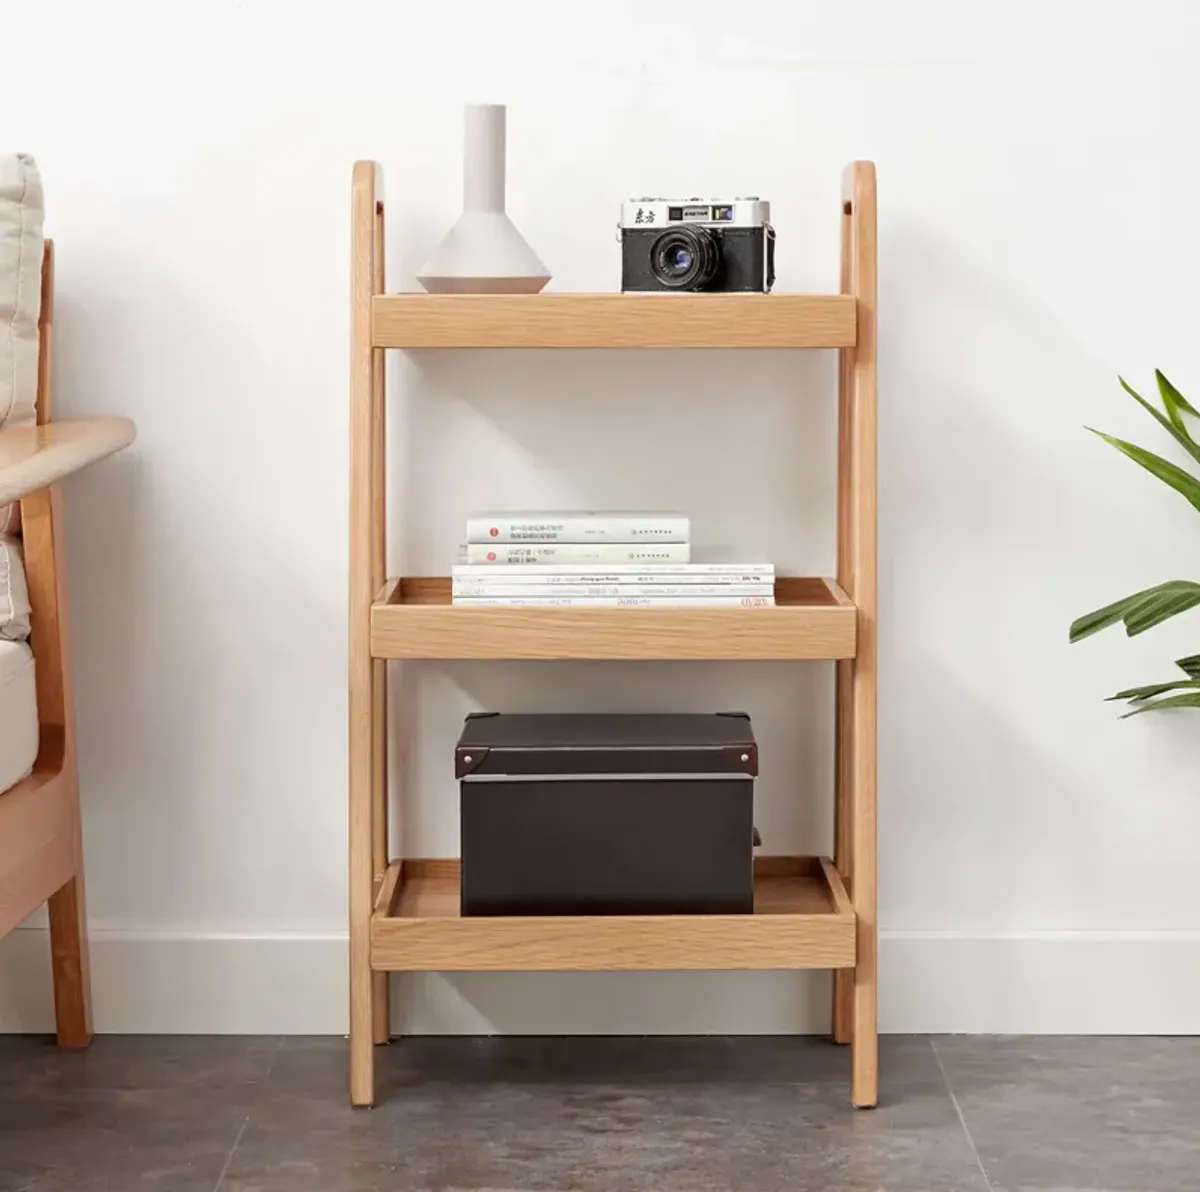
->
<box><xmin>451</xmin><ymin>595</ymin><xmax>775</xmax><ymax>608</ymax></box>
<box><xmin>466</xmin><ymin>511</ymin><xmax>689</xmax><ymax>544</ymax></box>
<box><xmin>453</xmin><ymin>581</ymin><xmax>773</xmax><ymax>599</ymax></box>
<box><xmin>452</xmin><ymin>562</ymin><xmax>774</xmax><ymax>582</ymax></box>
<box><xmin>464</xmin><ymin>542</ymin><xmax>692</xmax><ymax>565</ymax></box>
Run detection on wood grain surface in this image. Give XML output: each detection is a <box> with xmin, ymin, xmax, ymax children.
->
<box><xmin>4</xmin><ymin>242</ymin><xmax>103</xmax><ymax>1048</ymax></box>
<box><xmin>0</xmin><ymin>731</ymin><xmax>71</xmax><ymax>939</ymax></box>
<box><xmin>369</xmin><ymin>196</ymin><xmax>390</xmax><ymax>1047</ymax></box>
<box><xmin>371</xmin><ymin>857</ymin><xmax>856</xmax><ymax>973</ymax></box>
<box><xmin>0</xmin><ymin>418</ymin><xmax>135</xmax><ymax>505</ymax></box>
<box><xmin>832</xmin><ymin>178</ymin><xmax>857</xmax><ymax>1048</ymax></box>
<box><xmin>348</xmin><ymin>159</ymin><xmax>380</xmax><ymax>1105</ymax></box>
<box><xmin>844</xmin><ymin>160</ymin><xmax>879</xmax><ymax>1109</ymax></box>
<box><xmin>370</xmin><ymin>577</ymin><xmax>857</xmax><ymax>661</ymax></box>
<box><xmin>372</xmin><ymin>293</ymin><xmax>857</xmax><ymax>349</ymax></box>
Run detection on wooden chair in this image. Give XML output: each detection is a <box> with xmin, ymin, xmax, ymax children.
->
<box><xmin>0</xmin><ymin>242</ymin><xmax>135</xmax><ymax>1043</ymax></box>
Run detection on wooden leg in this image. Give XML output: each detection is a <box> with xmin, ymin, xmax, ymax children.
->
<box><xmin>849</xmin><ymin>665</ymin><xmax>878</xmax><ymax>1108</ymax></box>
<box><xmin>371</xmin><ymin>659</ymin><xmax>390</xmax><ymax>1045</ymax></box>
<box><xmin>47</xmin><ymin>804</ymin><xmax>92</xmax><ymax>1048</ymax></box>
<box><xmin>349</xmin><ymin>647</ymin><xmax>376</xmax><ymax>1104</ymax></box>
<box><xmin>349</xmin><ymin>160</ymin><xmax>381</xmax><ymax>1108</ymax></box>
<box><xmin>349</xmin><ymin>766</ymin><xmax>375</xmax><ymax>1107</ymax></box>
<box><xmin>849</xmin><ymin>648</ymin><xmax>877</xmax><ymax>1104</ymax></box>
<box><xmin>369</xmin><ymin>197</ymin><xmax>390</xmax><ymax>1049</ymax></box>
<box><xmin>850</xmin><ymin>966</ymin><xmax>878</xmax><ymax>1108</ymax></box>
<box><xmin>849</xmin><ymin>610</ymin><xmax>878</xmax><ymax>1105</ymax></box>
<box><xmin>832</xmin><ymin>209</ymin><xmax>856</xmax><ymax>1047</ymax></box>
<box><xmin>832</xmin><ymin>662</ymin><xmax>854</xmax><ymax>1045</ymax></box>
<box><xmin>832</xmin><ymin>973</ymin><xmax>854</xmax><ymax>1046</ymax></box>
<box><xmin>844</xmin><ymin>161</ymin><xmax>878</xmax><ymax>1110</ymax></box>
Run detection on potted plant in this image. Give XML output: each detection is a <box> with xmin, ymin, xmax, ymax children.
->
<box><xmin>1070</xmin><ymin>371</ymin><xmax>1200</xmax><ymax>715</ymax></box>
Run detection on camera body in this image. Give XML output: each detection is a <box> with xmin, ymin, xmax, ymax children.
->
<box><xmin>620</xmin><ymin>198</ymin><xmax>775</xmax><ymax>293</ymax></box>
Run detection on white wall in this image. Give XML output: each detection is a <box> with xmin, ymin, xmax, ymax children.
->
<box><xmin>1</xmin><ymin>0</ymin><xmax>1199</xmax><ymax>1035</ymax></box>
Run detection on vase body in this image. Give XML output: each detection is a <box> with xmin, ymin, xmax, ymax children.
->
<box><xmin>418</xmin><ymin>105</ymin><xmax>551</xmax><ymax>295</ymax></box>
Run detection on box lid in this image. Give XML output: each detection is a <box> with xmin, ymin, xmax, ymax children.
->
<box><xmin>455</xmin><ymin>712</ymin><xmax>757</xmax><ymax>778</ymax></box>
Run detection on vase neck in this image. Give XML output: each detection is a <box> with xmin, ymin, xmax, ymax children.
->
<box><xmin>463</xmin><ymin>104</ymin><xmax>506</xmax><ymax>213</ymax></box>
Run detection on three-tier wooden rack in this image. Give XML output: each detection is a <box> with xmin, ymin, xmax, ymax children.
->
<box><xmin>348</xmin><ymin>160</ymin><xmax>877</xmax><ymax>1108</ymax></box>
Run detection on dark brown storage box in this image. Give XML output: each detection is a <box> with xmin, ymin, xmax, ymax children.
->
<box><xmin>456</xmin><ymin>712</ymin><xmax>757</xmax><ymax>916</ymax></box>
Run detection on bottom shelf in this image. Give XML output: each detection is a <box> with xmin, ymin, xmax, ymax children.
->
<box><xmin>371</xmin><ymin>856</ymin><xmax>856</xmax><ymax>973</ymax></box>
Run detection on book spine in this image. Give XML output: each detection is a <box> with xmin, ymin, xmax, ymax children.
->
<box><xmin>451</xmin><ymin>595</ymin><xmax>775</xmax><ymax>608</ymax></box>
<box><xmin>466</xmin><ymin>515</ymin><xmax>690</xmax><ymax>544</ymax></box>
<box><xmin>451</xmin><ymin>564</ymin><xmax>775</xmax><ymax>581</ymax></box>
<box><xmin>452</xmin><ymin>582</ymin><xmax>774</xmax><ymax>598</ymax></box>
<box><xmin>464</xmin><ymin>542</ymin><xmax>692</xmax><ymax>565</ymax></box>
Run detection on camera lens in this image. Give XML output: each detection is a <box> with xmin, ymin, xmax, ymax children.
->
<box><xmin>650</xmin><ymin>227</ymin><xmax>719</xmax><ymax>290</ymax></box>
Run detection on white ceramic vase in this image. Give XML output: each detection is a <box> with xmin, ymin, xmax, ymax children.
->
<box><xmin>417</xmin><ymin>105</ymin><xmax>551</xmax><ymax>295</ymax></box>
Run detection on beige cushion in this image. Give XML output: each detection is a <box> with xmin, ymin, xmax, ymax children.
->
<box><xmin>0</xmin><ymin>534</ymin><xmax>30</xmax><ymax>640</ymax></box>
<box><xmin>0</xmin><ymin>640</ymin><xmax>37</xmax><ymax>791</ymax></box>
<box><xmin>0</xmin><ymin>153</ymin><xmax>41</xmax><ymax>429</ymax></box>
<box><xmin>0</xmin><ymin>155</ymin><xmax>43</xmax><ymax>639</ymax></box>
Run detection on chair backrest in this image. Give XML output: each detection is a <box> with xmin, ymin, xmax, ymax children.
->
<box><xmin>23</xmin><ymin>237</ymin><xmax>70</xmax><ymax>749</ymax></box>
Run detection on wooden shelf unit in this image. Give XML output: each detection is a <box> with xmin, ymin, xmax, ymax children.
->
<box><xmin>349</xmin><ymin>160</ymin><xmax>878</xmax><ymax>1110</ymax></box>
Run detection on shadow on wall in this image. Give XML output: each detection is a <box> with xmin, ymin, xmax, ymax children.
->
<box><xmin>878</xmin><ymin>222</ymin><xmax>1199</xmax><ymax>939</ymax></box>
<box><xmin>50</xmin><ymin>264</ymin><xmax>349</xmax><ymax>927</ymax></box>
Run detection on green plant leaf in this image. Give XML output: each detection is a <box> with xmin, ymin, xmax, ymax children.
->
<box><xmin>1088</xmin><ymin>429</ymin><xmax>1200</xmax><ymax>513</ymax></box>
<box><xmin>1123</xmin><ymin>583</ymin><xmax>1200</xmax><ymax>636</ymax></box>
<box><xmin>1108</xmin><ymin>679</ymin><xmax>1200</xmax><ymax>701</ymax></box>
<box><xmin>1079</xmin><ymin>376</ymin><xmax>1200</xmax><ymax>714</ymax></box>
<box><xmin>1070</xmin><ymin>584</ymin><xmax>1169</xmax><ymax>642</ymax></box>
<box><xmin>1120</xmin><ymin>692</ymin><xmax>1200</xmax><ymax>717</ymax></box>
<box><xmin>1070</xmin><ymin>582</ymin><xmax>1200</xmax><ymax>643</ymax></box>
<box><xmin>1118</xmin><ymin>377</ymin><xmax>1200</xmax><ymax>467</ymax></box>
<box><xmin>1156</xmin><ymin>369</ymin><xmax>1200</xmax><ymax>426</ymax></box>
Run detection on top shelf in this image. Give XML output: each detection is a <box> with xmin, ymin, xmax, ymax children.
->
<box><xmin>372</xmin><ymin>293</ymin><xmax>857</xmax><ymax>350</ymax></box>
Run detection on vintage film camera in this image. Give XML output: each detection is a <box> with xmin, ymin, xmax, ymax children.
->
<box><xmin>619</xmin><ymin>198</ymin><xmax>775</xmax><ymax>292</ymax></box>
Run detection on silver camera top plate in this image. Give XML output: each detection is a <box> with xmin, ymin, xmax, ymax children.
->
<box><xmin>619</xmin><ymin>198</ymin><xmax>771</xmax><ymax>230</ymax></box>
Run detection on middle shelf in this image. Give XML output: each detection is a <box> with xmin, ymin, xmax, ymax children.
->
<box><xmin>371</xmin><ymin>856</ymin><xmax>856</xmax><ymax>972</ymax></box>
<box><xmin>371</xmin><ymin>576</ymin><xmax>857</xmax><ymax>660</ymax></box>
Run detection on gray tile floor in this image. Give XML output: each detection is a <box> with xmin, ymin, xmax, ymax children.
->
<box><xmin>1</xmin><ymin>1035</ymin><xmax>1195</xmax><ymax>1192</ymax></box>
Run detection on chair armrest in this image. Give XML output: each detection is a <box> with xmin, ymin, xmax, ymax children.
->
<box><xmin>0</xmin><ymin>417</ymin><xmax>136</xmax><ymax>504</ymax></box>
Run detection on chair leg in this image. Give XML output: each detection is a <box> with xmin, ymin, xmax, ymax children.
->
<box><xmin>47</xmin><ymin>818</ymin><xmax>92</xmax><ymax>1048</ymax></box>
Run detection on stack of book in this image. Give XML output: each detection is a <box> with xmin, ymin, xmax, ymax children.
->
<box><xmin>453</xmin><ymin>512</ymin><xmax>775</xmax><ymax>607</ymax></box>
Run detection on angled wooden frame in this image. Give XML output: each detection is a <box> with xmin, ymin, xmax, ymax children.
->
<box><xmin>832</xmin><ymin>163</ymin><xmax>879</xmax><ymax>1106</ymax></box>
<box><xmin>349</xmin><ymin>162</ymin><xmax>878</xmax><ymax>1108</ymax></box>
<box><xmin>0</xmin><ymin>242</ymin><xmax>136</xmax><ymax>1045</ymax></box>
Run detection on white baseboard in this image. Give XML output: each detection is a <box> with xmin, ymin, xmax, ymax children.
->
<box><xmin>2</xmin><ymin>928</ymin><xmax>1198</xmax><ymax>1035</ymax></box>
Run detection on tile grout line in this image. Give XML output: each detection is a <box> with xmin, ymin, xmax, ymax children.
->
<box><xmin>211</xmin><ymin>1035</ymin><xmax>285</xmax><ymax>1192</ymax></box>
<box><xmin>210</xmin><ymin>1115</ymin><xmax>250</xmax><ymax>1192</ymax></box>
<box><xmin>930</xmin><ymin>1037</ymin><xmax>996</xmax><ymax>1192</ymax></box>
